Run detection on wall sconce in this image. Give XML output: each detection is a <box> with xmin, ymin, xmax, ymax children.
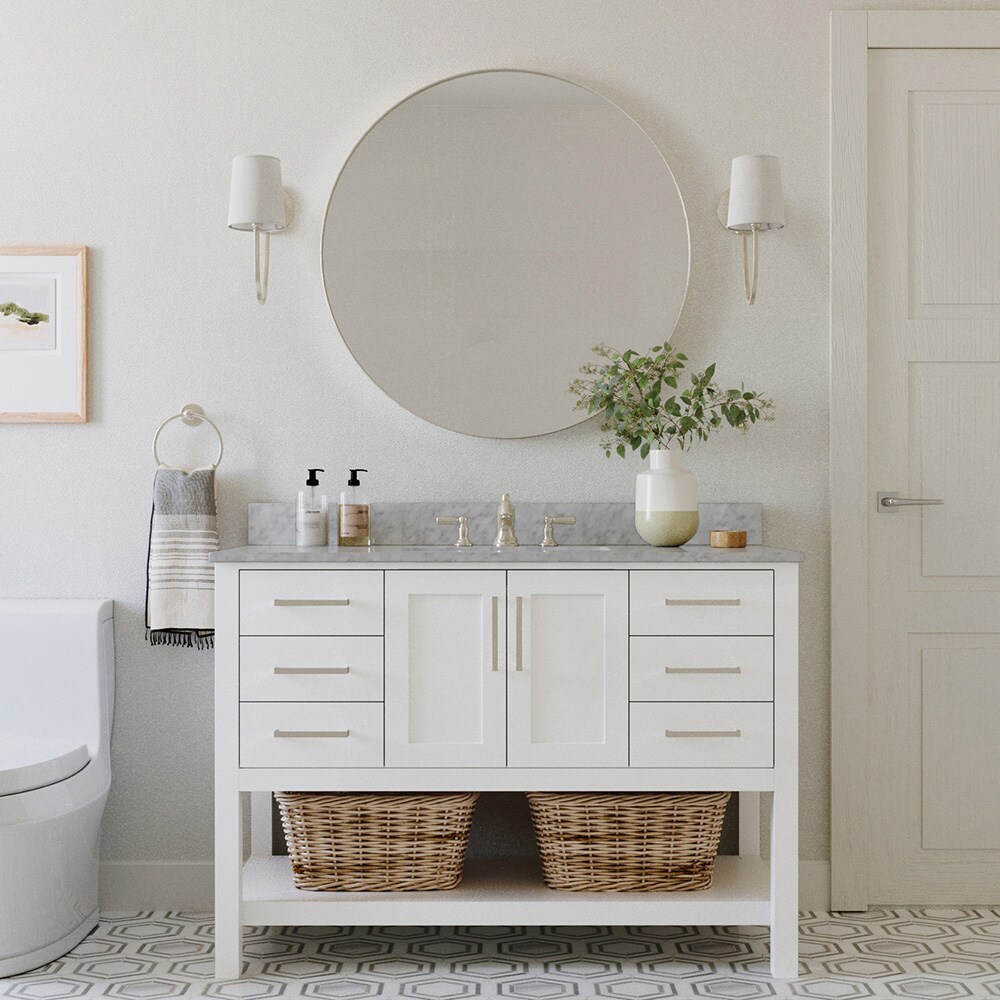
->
<box><xmin>717</xmin><ymin>154</ymin><xmax>784</xmax><ymax>305</ymax></box>
<box><xmin>227</xmin><ymin>155</ymin><xmax>293</xmax><ymax>305</ymax></box>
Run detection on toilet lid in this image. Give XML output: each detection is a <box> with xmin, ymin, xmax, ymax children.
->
<box><xmin>0</xmin><ymin>736</ymin><xmax>90</xmax><ymax>796</ymax></box>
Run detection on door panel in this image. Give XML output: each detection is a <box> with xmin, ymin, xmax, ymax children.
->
<box><xmin>869</xmin><ymin>48</ymin><xmax>1000</xmax><ymax>901</ymax></box>
<box><xmin>384</xmin><ymin>570</ymin><xmax>505</xmax><ymax>767</ymax></box>
<box><xmin>507</xmin><ymin>570</ymin><xmax>627</xmax><ymax>767</ymax></box>
<box><xmin>921</xmin><ymin>643</ymin><xmax>1000</xmax><ymax>849</ymax></box>
<box><xmin>911</xmin><ymin>92</ymin><xmax>1000</xmax><ymax>316</ymax></box>
<box><xmin>914</xmin><ymin>363</ymin><xmax>1000</xmax><ymax>579</ymax></box>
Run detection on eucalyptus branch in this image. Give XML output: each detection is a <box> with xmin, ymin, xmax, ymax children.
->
<box><xmin>568</xmin><ymin>340</ymin><xmax>774</xmax><ymax>459</ymax></box>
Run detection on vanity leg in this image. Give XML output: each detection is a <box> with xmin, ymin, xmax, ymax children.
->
<box><xmin>214</xmin><ymin>783</ymin><xmax>243</xmax><ymax>979</ymax></box>
<box><xmin>214</xmin><ymin>563</ymin><xmax>244</xmax><ymax>980</ymax></box>
<box><xmin>739</xmin><ymin>792</ymin><xmax>761</xmax><ymax>857</ymax></box>
<box><xmin>768</xmin><ymin>790</ymin><xmax>799</xmax><ymax>979</ymax></box>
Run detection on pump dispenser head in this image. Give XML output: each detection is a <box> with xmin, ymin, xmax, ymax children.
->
<box><xmin>306</xmin><ymin>468</ymin><xmax>324</xmax><ymax>486</ymax></box>
<box><xmin>347</xmin><ymin>468</ymin><xmax>368</xmax><ymax>486</ymax></box>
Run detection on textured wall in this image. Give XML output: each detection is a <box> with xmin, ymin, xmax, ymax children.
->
<box><xmin>1</xmin><ymin>0</ymin><xmax>987</xmax><ymax>878</ymax></box>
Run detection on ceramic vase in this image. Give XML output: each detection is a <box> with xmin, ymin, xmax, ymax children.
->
<box><xmin>635</xmin><ymin>448</ymin><xmax>698</xmax><ymax>546</ymax></box>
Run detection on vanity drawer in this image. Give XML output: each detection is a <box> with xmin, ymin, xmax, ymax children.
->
<box><xmin>239</xmin><ymin>636</ymin><xmax>383</xmax><ymax>702</ymax></box>
<box><xmin>240</xmin><ymin>702</ymin><xmax>383</xmax><ymax>768</ymax></box>
<box><xmin>629</xmin><ymin>570</ymin><xmax>773</xmax><ymax>636</ymax></box>
<box><xmin>239</xmin><ymin>570</ymin><xmax>383</xmax><ymax>636</ymax></box>
<box><xmin>629</xmin><ymin>636</ymin><xmax>773</xmax><ymax>702</ymax></box>
<box><xmin>629</xmin><ymin>702</ymin><xmax>773</xmax><ymax>768</ymax></box>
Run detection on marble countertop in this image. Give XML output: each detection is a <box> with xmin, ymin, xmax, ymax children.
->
<box><xmin>212</xmin><ymin>543</ymin><xmax>804</xmax><ymax>564</ymax></box>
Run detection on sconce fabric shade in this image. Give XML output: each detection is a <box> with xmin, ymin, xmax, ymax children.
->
<box><xmin>228</xmin><ymin>155</ymin><xmax>287</xmax><ymax>232</ymax></box>
<box><xmin>726</xmin><ymin>154</ymin><xmax>784</xmax><ymax>232</ymax></box>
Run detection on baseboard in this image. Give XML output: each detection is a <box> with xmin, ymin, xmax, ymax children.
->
<box><xmin>101</xmin><ymin>859</ymin><xmax>833</xmax><ymax>914</ymax></box>
<box><xmin>100</xmin><ymin>861</ymin><xmax>214</xmax><ymax>911</ymax></box>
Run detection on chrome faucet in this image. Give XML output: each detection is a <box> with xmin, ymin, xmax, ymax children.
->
<box><xmin>494</xmin><ymin>493</ymin><xmax>519</xmax><ymax>547</ymax></box>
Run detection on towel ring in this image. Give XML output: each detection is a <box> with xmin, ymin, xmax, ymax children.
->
<box><xmin>152</xmin><ymin>403</ymin><xmax>224</xmax><ymax>469</ymax></box>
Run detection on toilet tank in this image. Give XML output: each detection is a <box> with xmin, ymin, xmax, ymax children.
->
<box><xmin>0</xmin><ymin>600</ymin><xmax>114</xmax><ymax>757</ymax></box>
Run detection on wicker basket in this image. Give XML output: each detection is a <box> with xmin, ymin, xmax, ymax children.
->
<box><xmin>526</xmin><ymin>791</ymin><xmax>731</xmax><ymax>892</ymax></box>
<box><xmin>275</xmin><ymin>791</ymin><xmax>479</xmax><ymax>891</ymax></box>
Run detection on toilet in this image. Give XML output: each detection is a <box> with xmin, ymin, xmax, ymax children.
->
<box><xmin>0</xmin><ymin>600</ymin><xmax>114</xmax><ymax>977</ymax></box>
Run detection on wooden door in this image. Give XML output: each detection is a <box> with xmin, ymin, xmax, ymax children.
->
<box><xmin>869</xmin><ymin>48</ymin><xmax>1000</xmax><ymax>901</ymax></box>
<box><xmin>506</xmin><ymin>570</ymin><xmax>628</xmax><ymax>768</ymax></box>
<box><xmin>384</xmin><ymin>570</ymin><xmax>506</xmax><ymax>767</ymax></box>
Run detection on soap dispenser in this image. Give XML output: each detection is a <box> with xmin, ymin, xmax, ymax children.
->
<box><xmin>296</xmin><ymin>468</ymin><xmax>329</xmax><ymax>547</ymax></box>
<box><xmin>338</xmin><ymin>469</ymin><xmax>370</xmax><ymax>547</ymax></box>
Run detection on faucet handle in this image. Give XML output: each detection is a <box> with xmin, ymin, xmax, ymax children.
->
<box><xmin>436</xmin><ymin>515</ymin><xmax>472</xmax><ymax>547</ymax></box>
<box><xmin>540</xmin><ymin>515</ymin><xmax>576</xmax><ymax>548</ymax></box>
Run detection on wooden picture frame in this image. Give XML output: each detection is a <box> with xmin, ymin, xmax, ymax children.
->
<box><xmin>0</xmin><ymin>245</ymin><xmax>87</xmax><ymax>422</ymax></box>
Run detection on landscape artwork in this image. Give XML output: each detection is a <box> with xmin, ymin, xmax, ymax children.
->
<box><xmin>0</xmin><ymin>276</ymin><xmax>56</xmax><ymax>350</ymax></box>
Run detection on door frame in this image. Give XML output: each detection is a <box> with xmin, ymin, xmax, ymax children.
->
<box><xmin>830</xmin><ymin>8</ymin><xmax>1000</xmax><ymax>910</ymax></box>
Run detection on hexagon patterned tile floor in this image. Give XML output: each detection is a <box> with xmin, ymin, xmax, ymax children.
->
<box><xmin>2</xmin><ymin>911</ymin><xmax>1000</xmax><ymax>998</ymax></box>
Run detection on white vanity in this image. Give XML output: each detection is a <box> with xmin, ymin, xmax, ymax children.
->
<box><xmin>213</xmin><ymin>543</ymin><xmax>801</xmax><ymax>979</ymax></box>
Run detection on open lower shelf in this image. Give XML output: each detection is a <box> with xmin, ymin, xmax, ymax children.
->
<box><xmin>241</xmin><ymin>854</ymin><xmax>772</xmax><ymax>926</ymax></box>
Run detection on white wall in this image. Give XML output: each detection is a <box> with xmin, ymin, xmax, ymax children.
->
<box><xmin>1</xmin><ymin>0</ymin><xmax>988</xmax><ymax>906</ymax></box>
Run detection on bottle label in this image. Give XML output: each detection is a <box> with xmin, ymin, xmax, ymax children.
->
<box><xmin>297</xmin><ymin>510</ymin><xmax>327</xmax><ymax>547</ymax></box>
<box><xmin>340</xmin><ymin>505</ymin><xmax>370</xmax><ymax>538</ymax></box>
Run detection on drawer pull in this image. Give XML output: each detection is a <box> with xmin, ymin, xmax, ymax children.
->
<box><xmin>665</xmin><ymin>728</ymin><xmax>742</xmax><ymax>739</ymax></box>
<box><xmin>664</xmin><ymin>666</ymin><xmax>741</xmax><ymax>675</ymax></box>
<box><xmin>273</xmin><ymin>598</ymin><xmax>350</xmax><ymax>607</ymax></box>
<box><xmin>273</xmin><ymin>729</ymin><xmax>351</xmax><ymax>739</ymax></box>
<box><xmin>665</xmin><ymin>598</ymin><xmax>741</xmax><ymax>607</ymax></box>
<box><xmin>273</xmin><ymin>666</ymin><xmax>350</xmax><ymax>675</ymax></box>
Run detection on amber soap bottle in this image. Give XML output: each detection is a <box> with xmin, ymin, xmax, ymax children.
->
<box><xmin>338</xmin><ymin>468</ymin><xmax>370</xmax><ymax>547</ymax></box>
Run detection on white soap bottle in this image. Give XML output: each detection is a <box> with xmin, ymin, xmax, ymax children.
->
<box><xmin>296</xmin><ymin>468</ymin><xmax>329</xmax><ymax>547</ymax></box>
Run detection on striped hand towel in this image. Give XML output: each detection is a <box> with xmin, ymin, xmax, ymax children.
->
<box><xmin>145</xmin><ymin>467</ymin><xmax>218</xmax><ymax>649</ymax></box>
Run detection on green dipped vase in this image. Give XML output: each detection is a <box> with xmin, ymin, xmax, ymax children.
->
<box><xmin>635</xmin><ymin>448</ymin><xmax>699</xmax><ymax>547</ymax></box>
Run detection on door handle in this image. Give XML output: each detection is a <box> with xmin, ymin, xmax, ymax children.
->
<box><xmin>515</xmin><ymin>596</ymin><xmax>523</xmax><ymax>672</ymax></box>
<box><xmin>878</xmin><ymin>491</ymin><xmax>943</xmax><ymax>511</ymax></box>
<box><xmin>491</xmin><ymin>595</ymin><xmax>499</xmax><ymax>672</ymax></box>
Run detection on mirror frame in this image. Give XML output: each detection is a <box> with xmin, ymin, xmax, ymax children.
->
<box><xmin>321</xmin><ymin>68</ymin><xmax>690</xmax><ymax>438</ymax></box>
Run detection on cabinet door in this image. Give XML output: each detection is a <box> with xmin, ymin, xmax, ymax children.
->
<box><xmin>507</xmin><ymin>570</ymin><xmax>628</xmax><ymax>768</ymax></box>
<box><xmin>385</xmin><ymin>570</ymin><xmax>506</xmax><ymax>767</ymax></box>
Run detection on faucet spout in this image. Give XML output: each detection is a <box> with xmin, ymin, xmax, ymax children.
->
<box><xmin>494</xmin><ymin>493</ymin><xmax>519</xmax><ymax>547</ymax></box>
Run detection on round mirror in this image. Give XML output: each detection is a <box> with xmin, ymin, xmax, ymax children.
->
<box><xmin>323</xmin><ymin>70</ymin><xmax>689</xmax><ymax>438</ymax></box>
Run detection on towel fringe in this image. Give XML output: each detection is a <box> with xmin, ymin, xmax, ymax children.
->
<box><xmin>147</xmin><ymin>628</ymin><xmax>214</xmax><ymax>650</ymax></box>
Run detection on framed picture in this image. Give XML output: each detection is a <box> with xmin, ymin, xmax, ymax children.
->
<box><xmin>0</xmin><ymin>246</ymin><xmax>87</xmax><ymax>422</ymax></box>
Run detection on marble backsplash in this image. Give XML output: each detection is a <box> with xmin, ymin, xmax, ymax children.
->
<box><xmin>248</xmin><ymin>501</ymin><xmax>764</xmax><ymax>547</ymax></box>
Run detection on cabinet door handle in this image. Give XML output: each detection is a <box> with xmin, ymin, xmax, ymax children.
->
<box><xmin>273</xmin><ymin>729</ymin><xmax>351</xmax><ymax>738</ymax></box>
<box><xmin>273</xmin><ymin>666</ymin><xmax>350</xmax><ymax>675</ymax></box>
<box><xmin>665</xmin><ymin>728</ymin><xmax>742</xmax><ymax>738</ymax></box>
<box><xmin>515</xmin><ymin>595</ymin><xmax>524</xmax><ymax>671</ymax></box>
<box><xmin>664</xmin><ymin>666</ymin><xmax>741</xmax><ymax>675</ymax></box>
<box><xmin>665</xmin><ymin>598</ymin><xmax>741</xmax><ymax>607</ymax></box>
<box><xmin>273</xmin><ymin>598</ymin><xmax>350</xmax><ymax>607</ymax></box>
<box><xmin>491</xmin><ymin>595</ymin><xmax>499</xmax><ymax>672</ymax></box>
